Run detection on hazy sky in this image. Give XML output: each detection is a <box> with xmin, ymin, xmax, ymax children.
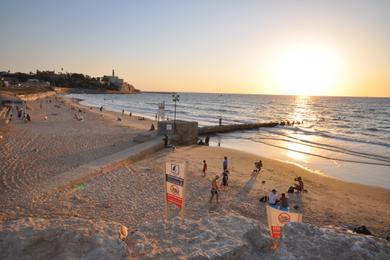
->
<box><xmin>1</xmin><ymin>0</ymin><xmax>389</xmax><ymax>97</ymax></box>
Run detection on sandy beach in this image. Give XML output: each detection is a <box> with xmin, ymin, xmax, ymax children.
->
<box><xmin>0</xmin><ymin>95</ymin><xmax>154</xmax><ymax>219</ymax></box>
<box><xmin>0</xmin><ymin>94</ymin><xmax>389</xmax><ymax>258</ymax></box>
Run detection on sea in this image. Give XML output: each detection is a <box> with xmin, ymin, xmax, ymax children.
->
<box><xmin>67</xmin><ymin>93</ymin><xmax>390</xmax><ymax>189</ymax></box>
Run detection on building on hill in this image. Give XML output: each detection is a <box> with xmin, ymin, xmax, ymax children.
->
<box><xmin>101</xmin><ymin>70</ymin><xmax>124</xmax><ymax>88</ymax></box>
<box><xmin>22</xmin><ymin>79</ymin><xmax>51</xmax><ymax>88</ymax></box>
<box><xmin>101</xmin><ymin>70</ymin><xmax>138</xmax><ymax>92</ymax></box>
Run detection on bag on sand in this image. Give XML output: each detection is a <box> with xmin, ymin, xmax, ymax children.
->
<box><xmin>259</xmin><ymin>196</ymin><xmax>268</xmax><ymax>202</ymax></box>
<box><xmin>353</xmin><ymin>226</ymin><xmax>372</xmax><ymax>235</ymax></box>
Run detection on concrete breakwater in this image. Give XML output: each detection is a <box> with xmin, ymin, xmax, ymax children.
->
<box><xmin>198</xmin><ymin>122</ymin><xmax>279</xmax><ymax>135</ymax></box>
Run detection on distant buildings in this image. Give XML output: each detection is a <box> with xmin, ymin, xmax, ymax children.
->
<box><xmin>0</xmin><ymin>69</ymin><xmax>139</xmax><ymax>93</ymax></box>
<box><xmin>0</xmin><ymin>77</ymin><xmax>50</xmax><ymax>89</ymax></box>
<box><xmin>101</xmin><ymin>70</ymin><xmax>124</xmax><ymax>88</ymax></box>
<box><xmin>101</xmin><ymin>70</ymin><xmax>138</xmax><ymax>92</ymax></box>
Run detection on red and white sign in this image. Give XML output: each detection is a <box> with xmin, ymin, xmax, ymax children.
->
<box><xmin>165</xmin><ymin>161</ymin><xmax>186</xmax><ymax>208</ymax></box>
<box><xmin>266</xmin><ymin>206</ymin><xmax>302</xmax><ymax>239</ymax></box>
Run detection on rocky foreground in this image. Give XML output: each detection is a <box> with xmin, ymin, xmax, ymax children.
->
<box><xmin>1</xmin><ymin>212</ymin><xmax>389</xmax><ymax>260</ymax></box>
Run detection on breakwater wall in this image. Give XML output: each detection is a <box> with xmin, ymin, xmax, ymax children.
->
<box><xmin>198</xmin><ymin>122</ymin><xmax>279</xmax><ymax>135</ymax></box>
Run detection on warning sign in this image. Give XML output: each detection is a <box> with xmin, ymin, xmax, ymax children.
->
<box><xmin>266</xmin><ymin>206</ymin><xmax>302</xmax><ymax>239</ymax></box>
<box><xmin>165</xmin><ymin>161</ymin><xmax>186</xmax><ymax>208</ymax></box>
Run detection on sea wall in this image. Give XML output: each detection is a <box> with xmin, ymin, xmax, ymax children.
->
<box><xmin>158</xmin><ymin>120</ymin><xmax>199</xmax><ymax>145</ymax></box>
<box><xmin>17</xmin><ymin>91</ymin><xmax>56</xmax><ymax>101</ymax></box>
<box><xmin>198</xmin><ymin>122</ymin><xmax>279</xmax><ymax>135</ymax></box>
<box><xmin>36</xmin><ymin>136</ymin><xmax>165</xmax><ymax>196</ymax></box>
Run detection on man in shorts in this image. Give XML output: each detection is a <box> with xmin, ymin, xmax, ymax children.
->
<box><xmin>210</xmin><ymin>175</ymin><xmax>220</xmax><ymax>203</ymax></box>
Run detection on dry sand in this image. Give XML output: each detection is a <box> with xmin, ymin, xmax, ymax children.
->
<box><xmin>12</xmin><ymin>145</ymin><xmax>389</xmax><ymax>239</ymax></box>
<box><xmin>0</xmin><ymin>95</ymin><xmax>154</xmax><ymax>220</ymax></box>
<box><xmin>0</xmin><ymin>94</ymin><xmax>389</xmax><ymax>242</ymax></box>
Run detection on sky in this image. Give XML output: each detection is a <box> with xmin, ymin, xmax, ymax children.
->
<box><xmin>0</xmin><ymin>0</ymin><xmax>389</xmax><ymax>97</ymax></box>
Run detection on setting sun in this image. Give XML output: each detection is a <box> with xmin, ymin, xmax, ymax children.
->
<box><xmin>273</xmin><ymin>45</ymin><xmax>344</xmax><ymax>96</ymax></box>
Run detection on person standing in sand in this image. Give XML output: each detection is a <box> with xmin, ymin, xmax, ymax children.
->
<box><xmin>223</xmin><ymin>156</ymin><xmax>228</xmax><ymax>171</ymax></box>
<box><xmin>202</xmin><ymin>160</ymin><xmax>207</xmax><ymax>177</ymax></box>
<box><xmin>221</xmin><ymin>170</ymin><xmax>229</xmax><ymax>190</ymax></box>
<box><xmin>210</xmin><ymin>175</ymin><xmax>220</xmax><ymax>203</ymax></box>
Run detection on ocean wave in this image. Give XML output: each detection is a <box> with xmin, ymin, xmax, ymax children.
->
<box><xmin>274</xmin><ymin>127</ymin><xmax>390</xmax><ymax>148</ymax></box>
<box><xmin>225</xmin><ymin>130</ymin><xmax>390</xmax><ymax>163</ymax></box>
<box><xmin>222</xmin><ymin>134</ymin><xmax>390</xmax><ymax>166</ymax></box>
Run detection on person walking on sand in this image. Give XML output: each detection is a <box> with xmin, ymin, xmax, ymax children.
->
<box><xmin>202</xmin><ymin>160</ymin><xmax>207</xmax><ymax>177</ymax></box>
<box><xmin>221</xmin><ymin>170</ymin><xmax>229</xmax><ymax>190</ymax></box>
<box><xmin>100</xmin><ymin>106</ymin><xmax>103</xmax><ymax>112</ymax></box>
<box><xmin>210</xmin><ymin>175</ymin><xmax>220</xmax><ymax>203</ymax></box>
<box><xmin>122</xmin><ymin>109</ymin><xmax>124</xmax><ymax>116</ymax></box>
<box><xmin>223</xmin><ymin>156</ymin><xmax>228</xmax><ymax>171</ymax></box>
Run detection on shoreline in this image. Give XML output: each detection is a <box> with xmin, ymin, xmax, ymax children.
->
<box><xmin>70</xmin><ymin>94</ymin><xmax>390</xmax><ymax>190</ymax></box>
<box><xmin>212</xmin><ymin>140</ymin><xmax>390</xmax><ymax>190</ymax></box>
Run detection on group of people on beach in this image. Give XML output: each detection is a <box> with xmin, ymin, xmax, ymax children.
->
<box><xmin>204</xmin><ymin>154</ymin><xmax>305</xmax><ymax>212</ymax></box>
<box><xmin>12</xmin><ymin>106</ymin><xmax>31</xmax><ymax>123</ymax></box>
<box><xmin>265</xmin><ymin>176</ymin><xmax>305</xmax><ymax>211</ymax></box>
<box><xmin>207</xmin><ymin>156</ymin><xmax>230</xmax><ymax>203</ymax></box>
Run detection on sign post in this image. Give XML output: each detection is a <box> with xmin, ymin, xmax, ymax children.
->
<box><xmin>266</xmin><ymin>205</ymin><xmax>303</xmax><ymax>248</ymax></box>
<box><xmin>157</xmin><ymin>101</ymin><xmax>165</xmax><ymax>122</ymax></box>
<box><xmin>164</xmin><ymin>161</ymin><xmax>187</xmax><ymax>222</ymax></box>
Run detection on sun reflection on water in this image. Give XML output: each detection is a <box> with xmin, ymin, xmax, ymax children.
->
<box><xmin>285</xmin><ymin>96</ymin><xmax>314</xmax><ymax>162</ymax></box>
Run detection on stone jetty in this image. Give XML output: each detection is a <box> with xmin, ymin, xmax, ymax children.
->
<box><xmin>198</xmin><ymin>122</ymin><xmax>279</xmax><ymax>135</ymax></box>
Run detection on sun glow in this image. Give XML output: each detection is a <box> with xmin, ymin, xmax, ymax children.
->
<box><xmin>273</xmin><ymin>45</ymin><xmax>343</xmax><ymax>96</ymax></box>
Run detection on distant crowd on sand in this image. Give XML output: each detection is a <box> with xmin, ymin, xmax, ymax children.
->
<box><xmin>201</xmin><ymin>153</ymin><xmax>306</xmax><ymax>211</ymax></box>
<box><xmin>9</xmin><ymin>105</ymin><xmax>31</xmax><ymax>123</ymax></box>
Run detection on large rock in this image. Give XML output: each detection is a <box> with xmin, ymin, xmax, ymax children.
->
<box><xmin>1</xmin><ymin>215</ymin><xmax>389</xmax><ymax>260</ymax></box>
<box><xmin>280</xmin><ymin>222</ymin><xmax>390</xmax><ymax>260</ymax></box>
<box><xmin>0</xmin><ymin>217</ymin><xmax>130</xmax><ymax>260</ymax></box>
<box><xmin>126</xmin><ymin>212</ymin><xmax>273</xmax><ymax>259</ymax></box>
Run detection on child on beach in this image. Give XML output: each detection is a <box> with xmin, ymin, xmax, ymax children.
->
<box><xmin>221</xmin><ymin>170</ymin><xmax>229</xmax><ymax>190</ymax></box>
<box><xmin>210</xmin><ymin>175</ymin><xmax>220</xmax><ymax>203</ymax></box>
<box><xmin>202</xmin><ymin>160</ymin><xmax>207</xmax><ymax>177</ymax></box>
<box><xmin>254</xmin><ymin>160</ymin><xmax>263</xmax><ymax>173</ymax></box>
<box><xmin>293</xmin><ymin>177</ymin><xmax>304</xmax><ymax>192</ymax></box>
